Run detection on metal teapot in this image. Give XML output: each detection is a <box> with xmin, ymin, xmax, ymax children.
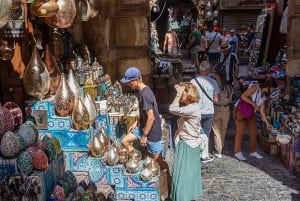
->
<box><xmin>125</xmin><ymin>158</ymin><xmax>140</xmax><ymax>174</ymax></box>
<box><xmin>140</xmin><ymin>167</ymin><xmax>153</xmax><ymax>181</ymax></box>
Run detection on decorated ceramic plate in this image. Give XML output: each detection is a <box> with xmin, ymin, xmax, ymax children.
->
<box><xmin>3</xmin><ymin>101</ymin><xmax>23</xmax><ymax>129</ymax></box>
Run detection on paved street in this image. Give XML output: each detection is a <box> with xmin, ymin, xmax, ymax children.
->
<box><xmin>163</xmin><ymin>61</ymin><xmax>300</xmax><ymax>201</ymax></box>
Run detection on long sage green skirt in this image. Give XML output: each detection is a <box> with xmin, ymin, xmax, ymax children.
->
<box><xmin>170</xmin><ymin>139</ymin><xmax>202</xmax><ymax>201</ymax></box>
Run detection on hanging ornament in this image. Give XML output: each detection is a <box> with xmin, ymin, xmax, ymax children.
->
<box><xmin>207</xmin><ymin>0</ymin><xmax>212</xmax><ymax>10</ymax></box>
<box><xmin>23</xmin><ymin>45</ymin><xmax>50</xmax><ymax>99</ymax></box>
<box><xmin>213</xmin><ymin>10</ymin><xmax>219</xmax><ymax>18</ymax></box>
<box><xmin>44</xmin><ymin>0</ymin><xmax>76</xmax><ymax>29</ymax></box>
<box><xmin>43</xmin><ymin>44</ymin><xmax>61</xmax><ymax>95</ymax></box>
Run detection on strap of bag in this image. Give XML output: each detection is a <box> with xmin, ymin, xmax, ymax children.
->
<box><xmin>218</xmin><ymin>53</ymin><xmax>230</xmax><ymax>67</ymax></box>
<box><xmin>194</xmin><ymin>78</ymin><xmax>214</xmax><ymax>102</ymax></box>
<box><xmin>206</xmin><ymin>32</ymin><xmax>217</xmax><ymax>53</ymax></box>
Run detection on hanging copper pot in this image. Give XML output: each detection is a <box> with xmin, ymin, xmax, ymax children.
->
<box><xmin>43</xmin><ymin>44</ymin><xmax>61</xmax><ymax>95</ymax></box>
<box><xmin>54</xmin><ymin>73</ymin><xmax>75</xmax><ymax>116</ymax></box>
<box><xmin>44</xmin><ymin>0</ymin><xmax>76</xmax><ymax>29</ymax></box>
<box><xmin>72</xmin><ymin>97</ymin><xmax>90</xmax><ymax>130</ymax></box>
<box><xmin>30</xmin><ymin>0</ymin><xmax>59</xmax><ymax>18</ymax></box>
<box><xmin>0</xmin><ymin>0</ymin><xmax>12</xmax><ymax>29</ymax></box>
<box><xmin>23</xmin><ymin>45</ymin><xmax>50</xmax><ymax>99</ymax></box>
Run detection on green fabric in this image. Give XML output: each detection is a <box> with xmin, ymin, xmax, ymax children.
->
<box><xmin>190</xmin><ymin>29</ymin><xmax>201</xmax><ymax>47</ymax></box>
<box><xmin>170</xmin><ymin>139</ymin><xmax>202</xmax><ymax>201</ymax></box>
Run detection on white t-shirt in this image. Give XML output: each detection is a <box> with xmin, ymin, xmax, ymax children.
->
<box><xmin>205</xmin><ymin>31</ymin><xmax>222</xmax><ymax>53</ymax></box>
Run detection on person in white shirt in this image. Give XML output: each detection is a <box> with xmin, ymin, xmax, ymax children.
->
<box><xmin>205</xmin><ymin>23</ymin><xmax>223</xmax><ymax>67</ymax></box>
<box><xmin>169</xmin><ymin>82</ymin><xmax>202</xmax><ymax>201</ymax></box>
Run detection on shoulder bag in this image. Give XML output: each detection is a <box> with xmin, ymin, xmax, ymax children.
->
<box><xmin>236</xmin><ymin>89</ymin><xmax>259</xmax><ymax>119</ymax></box>
<box><xmin>194</xmin><ymin>78</ymin><xmax>214</xmax><ymax>102</ymax></box>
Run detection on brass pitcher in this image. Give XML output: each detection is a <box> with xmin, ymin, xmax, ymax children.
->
<box><xmin>43</xmin><ymin>44</ymin><xmax>61</xmax><ymax>95</ymax></box>
<box><xmin>23</xmin><ymin>45</ymin><xmax>50</xmax><ymax>99</ymax></box>
<box><xmin>44</xmin><ymin>0</ymin><xmax>76</xmax><ymax>28</ymax></box>
<box><xmin>54</xmin><ymin>73</ymin><xmax>75</xmax><ymax>116</ymax></box>
<box><xmin>72</xmin><ymin>97</ymin><xmax>90</xmax><ymax>130</ymax></box>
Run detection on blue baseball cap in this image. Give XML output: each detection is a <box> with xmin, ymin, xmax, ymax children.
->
<box><xmin>120</xmin><ymin>67</ymin><xmax>141</xmax><ymax>84</ymax></box>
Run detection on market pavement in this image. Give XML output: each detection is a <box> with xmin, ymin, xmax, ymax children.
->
<box><xmin>162</xmin><ymin>61</ymin><xmax>300</xmax><ymax>201</ymax></box>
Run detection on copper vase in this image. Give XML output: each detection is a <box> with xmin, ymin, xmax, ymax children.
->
<box><xmin>43</xmin><ymin>44</ymin><xmax>61</xmax><ymax>95</ymax></box>
<box><xmin>44</xmin><ymin>0</ymin><xmax>76</xmax><ymax>28</ymax></box>
<box><xmin>72</xmin><ymin>98</ymin><xmax>89</xmax><ymax>130</ymax></box>
<box><xmin>54</xmin><ymin>73</ymin><xmax>75</xmax><ymax>116</ymax></box>
<box><xmin>83</xmin><ymin>93</ymin><xmax>97</xmax><ymax>125</ymax></box>
<box><xmin>67</xmin><ymin>69</ymin><xmax>82</xmax><ymax>99</ymax></box>
<box><xmin>23</xmin><ymin>45</ymin><xmax>50</xmax><ymax>99</ymax></box>
<box><xmin>98</xmin><ymin>127</ymin><xmax>110</xmax><ymax>152</ymax></box>
<box><xmin>89</xmin><ymin>133</ymin><xmax>105</xmax><ymax>158</ymax></box>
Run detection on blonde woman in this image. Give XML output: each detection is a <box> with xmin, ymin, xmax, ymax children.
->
<box><xmin>169</xmin><ymin>82</ymin><xmax>202</xmax><ymax>201</ymax></box>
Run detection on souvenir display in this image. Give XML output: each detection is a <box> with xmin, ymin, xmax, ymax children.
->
<box><xmin>17</xmin><ymin>151</ymin><xmax>34</xmax><ymax>175</ymax></box>
<box><xmin>106</xmin><ymin>145</ymin><xmax>119</xmax><ymax>166</ymax></box>
<box><xmin>67</xmin><ymin>69</ymin><xmax>82</xmax><ymax>99</ymax></box>
<box><xmin>32</xmin><ymin>149</ymin><xmax>49</xmax><ymax>170</ymax></box>
<box><xmin>83</xmin><ymin>93</ymin><xmax>97</xmax><ymax>126</ymax></box>
<box><xmin>88</xmin><ymin>133</ymin><xmax>105</xmax><ymax>157</ymax></box>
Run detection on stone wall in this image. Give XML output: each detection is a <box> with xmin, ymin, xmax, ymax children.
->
<box><xmin>79</xmin><ymin>0</ymin><xmax>151</xmax><ymax>88</ymax></box>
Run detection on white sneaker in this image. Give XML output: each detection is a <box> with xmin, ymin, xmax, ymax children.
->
<box><xmin>249</xmin><ymin>152</ymin><xmax>263</xmax><ymax>159</ymax></box>
<box><xmin>213</xmin><ymin>151</ymin><xmax>222</xmax><ymax>159</ymax></box>
<box><xmin>234</xmin><ymin>152</ymin><xmax>246</xmax><ymax>161</ymax></box>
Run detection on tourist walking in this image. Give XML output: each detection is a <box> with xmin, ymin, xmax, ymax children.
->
<box><xmin>190</xmin><ymin>60</ymin><xmax>220</xmax><ymax>163</ymax></box>
<box><xmin>211</xmin><ymin>70</ymin><xmax>233</xmax><ymax>159</ymax></box>
<box><xmin>205</xmin><ymin>22</ymin><xmax>223</xmax><ymax>67</ymax></box>
<box><xmin>169</xmin><ymin>82</ymin><xmax>202</xmax><ymax>201</ymax></box>
<box><xmin>228</xmin><ymin>29</ymin><xmax>239</xmax><ymax>54</ymax></box>
<box><xmin>234</xmin><ymin>78</ymin><xmax>277</xmax><ymax>161</ymax></box>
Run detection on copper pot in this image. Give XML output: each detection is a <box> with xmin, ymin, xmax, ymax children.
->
<box><xmin>44</xmin><ymin>0</ymin><xmax>76</xmax><ymax>28</ymax></box>
<box><xmin>30</xmin><ymin>0</ymin><xmax>59</xmax><ymax>17</ymax></box>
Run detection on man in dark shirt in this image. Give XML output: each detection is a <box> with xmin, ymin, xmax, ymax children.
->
<box><xmin>188</xmin><ymin>22</ymin><xmax>201</xmax><ymax>69</ymax></box>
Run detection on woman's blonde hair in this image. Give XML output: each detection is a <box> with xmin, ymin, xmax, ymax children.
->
<box><xmin>183</xmin><ymin>83</ymin><xmax>200</xmax><ymax>103</ymax></box>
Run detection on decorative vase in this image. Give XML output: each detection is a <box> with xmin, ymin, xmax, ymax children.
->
<box><xmin>30</xmin><ymin>0</ymin><xmax>59</xmax><ymax>17</ymax></box>
<box><xmin>23</xmin><ymin>45</ymin><xmax>50</xmax><ymax>99</ymax></box>
<box><xmin>67</xmin><ymin>69</ymin><xmax>82</xmax><ymax>99</ymax></box>
<box><xmin>54</xmin><ymin>73</ymin><xmax>75</xmax><ymax>116</ymax></box>
<box><xmin>98</xmin><ymin>127</ymin><xmax>110</xmax><ymax>152</ymax></box>
<box><xmin>72</xmin><ymin>98</ymin><xmax>89</xmax><ymax>130</ymax></box>
<box><xmin>44</xmin><ymin>0</ymin><xmax>76</xmax><ymax>28</ymax></box>
<box><xmin>89</xmin><ymin>133</ymin><xmax>105</xmax><ymax>158</ymax></box>
<box><xmin>43</xmin><ymin>44</ymin><xmax>61</xmax><ymax>95</ymax></box>
<box><xmin>106</xmin><ymin>145</ymin><xmax>119</xmax><ymax>166</ymax></box>
<box><xmin>83</xmin><ymin>93</ymin><xmax>96</xmax><ymax>126</ymax></box>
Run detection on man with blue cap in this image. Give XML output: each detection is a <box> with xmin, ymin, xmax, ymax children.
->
<box><xmin>120</xmin><ymin>66</ymin><xmax>170</xmax><ymax>185</ymax></box>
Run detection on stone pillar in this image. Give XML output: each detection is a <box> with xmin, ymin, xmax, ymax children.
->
<box><xmin>286</xmin><ymin>0</ymin><xmax>300</xmax><ymax>77</ymax></box>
